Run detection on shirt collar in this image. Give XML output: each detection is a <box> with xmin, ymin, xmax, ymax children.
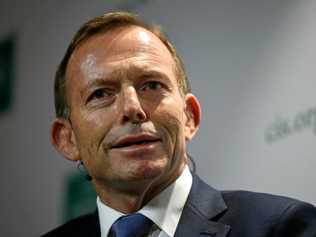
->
<box><xmin>97</xmin><ymin>165</ymin><xmax>193</xmax><ymax>237</ymax></box>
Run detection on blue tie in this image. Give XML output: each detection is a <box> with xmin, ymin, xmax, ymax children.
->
<box><xmin>110</xmin><ymin>213</ymin><xmax>154</xmax><ymax>237</ymax></box>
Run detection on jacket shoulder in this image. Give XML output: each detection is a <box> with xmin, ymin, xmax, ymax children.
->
<box><xmin>221</xmin><ymin>190</ymin><xmax>311</xmax><ymax>219</ymax></box>
<box><xmin>219</xmin><ymin>190</ymin><xmax>316</xmax><ymax>236</ymax></box>
<box><xmin>222</xmin><ymin>190</ymin><xmax>301</xmax><ymax>209</ymax></box>
<box><xmin>41</xmin><ymin>212</ymin><xmax>100</xmax><ymax>237</ymax></box>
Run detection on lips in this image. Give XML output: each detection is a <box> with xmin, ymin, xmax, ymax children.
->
<box><xmin>110</xmin><ymin>134</ymin><xmax>161</xmax><ymax>149</ymax></box>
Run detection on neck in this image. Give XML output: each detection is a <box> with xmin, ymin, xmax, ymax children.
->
<box><xmin>94</xmin><ymin>182</ymin><xmax>149</xmax><ymax>213</ymax></box>
<box><xmin>94</xmin><ymin>163</ymin><xmax>186</xmax><ymax>213</ymax></box>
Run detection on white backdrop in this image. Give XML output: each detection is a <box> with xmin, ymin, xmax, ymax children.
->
<box><xmin>0</xmin><ymin>0</ymin><xmax>315</xmax><ymax>236</ymax></box>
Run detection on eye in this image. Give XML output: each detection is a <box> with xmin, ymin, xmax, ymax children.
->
<box><xmin>140</xmin><ymin>81</ymin><xmax>163</xmax><ymax>91</ymax></box>
<box><xmin>87</xmin><ymin>88</ymin><xmax>113</xmax><ymax>102</ymax></box>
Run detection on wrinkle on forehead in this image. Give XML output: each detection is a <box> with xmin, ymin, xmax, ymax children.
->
<box><xmin>79</xmin><ymin>52</ymin><xmax>171</xmax><ymax>83</ymax></box>
<box><xmin>68</xmin><ymin>26</ymin><xmax>176</xmax><ymax>86</ymax></box>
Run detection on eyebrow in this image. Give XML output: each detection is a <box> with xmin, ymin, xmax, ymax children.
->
<box><xmin>79</xmin><ymin>67</ymin><xmax>170</xmax><ymax>97</ymax></box>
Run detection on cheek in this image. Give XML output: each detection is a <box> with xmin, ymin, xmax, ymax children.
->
<box><xmin>72</xmin><ymin>109</ymin><xmax>115</xmax><ymax>157</ymax></box>
<box><xmin>81</xmin><ymin>106</ymin><xmax>117</xmax><ymax>134</ymax></box>
<box><xmin>153</xmin><ymin>98</ymin><xmax>186</xmax><ymax>153</ymax></box>
<box><xmin>158</xmin><ymin>97</ymin><xmax>186</xmax><ymax>130</ymax></box>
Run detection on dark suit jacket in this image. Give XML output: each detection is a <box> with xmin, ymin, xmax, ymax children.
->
<box><xmin>42</xmin><ymin>175</ymin><xmax>316</xmax><ymax>236</ymax></box>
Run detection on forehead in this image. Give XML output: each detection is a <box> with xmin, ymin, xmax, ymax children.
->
<box><xmin>66</xmin><ymin>26</ymin><xmax>176</xmax><ymax>80</ymax></box>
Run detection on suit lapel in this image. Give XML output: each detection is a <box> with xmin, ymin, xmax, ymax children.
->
<box><xmin>175</xmin><ymin>175</ymin><xmax>231</xmax><ymax>237</ymax></box>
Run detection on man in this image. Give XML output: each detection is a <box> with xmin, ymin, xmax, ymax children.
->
<box><xmin>44</xmin><ymin>12</ymin><xmax>316</xmax><ymax>236</ymax></box>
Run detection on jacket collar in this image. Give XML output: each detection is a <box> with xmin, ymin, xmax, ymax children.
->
<box><xmin>175</xmin><ymin>174</ymin><xmax>231</xmax><ymax>237</ymax></box>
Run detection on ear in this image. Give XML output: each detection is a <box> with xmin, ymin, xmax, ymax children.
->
<box><xmin>184</xmin><ymin>93</ymin><xmax>201</xmax><ymax>140</ymax></box>
<box><xmin>50</xmin><ymin>118</ymin><xmax>80</xmax><ymax>161</ymax></box>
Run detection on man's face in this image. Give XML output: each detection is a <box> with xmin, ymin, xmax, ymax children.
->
<box><xmin>63</xmin><ymin>26</ymin><xmax>198</xmax><ymax>193</ymax></box>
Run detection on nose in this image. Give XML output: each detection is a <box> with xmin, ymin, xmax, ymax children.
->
<box><xmin>120</xmin><ymin>86</ymin><xmax>147</xmax><ymax>124</ymax></box>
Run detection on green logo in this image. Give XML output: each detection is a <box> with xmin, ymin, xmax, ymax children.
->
<box><xmin>0</xmin><ymin>36</ymin><xmax>15</xmax><ymax>113</ymax></box>
<box><xmin>265</xmin><ymin>107</ymin><xmax>316</xmax><ymax>144</ymax></box>
<box><xmin>64</xmin><ymin>172</ymin><xmax>97</xmax><ymax>221</ymax></box>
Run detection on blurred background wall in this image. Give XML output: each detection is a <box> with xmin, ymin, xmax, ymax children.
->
<box><xmin>0</xmin><ymin>0</ymin><xmax>315</xmax><ymax>236</ymax></box>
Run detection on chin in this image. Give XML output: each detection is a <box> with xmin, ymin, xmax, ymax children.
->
<box><xmin>124</xmin><ymin>159</ymin><xmax>167</xmax><ymax>182</ymax></box>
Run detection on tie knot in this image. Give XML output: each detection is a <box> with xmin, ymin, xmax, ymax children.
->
<box><xmin>110</xmin><ymin>213</ymin><xmax>154</xmax><ymax>237</ymax></box>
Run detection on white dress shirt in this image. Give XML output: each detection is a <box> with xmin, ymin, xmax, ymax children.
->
<box><xmin>97</xmin><ymin>165</ymin><xmax>193</xmax><ymax>237</ymax></box>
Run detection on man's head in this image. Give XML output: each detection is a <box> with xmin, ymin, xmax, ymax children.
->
<box><xmin>51</xmin><ymin>12</ymin><xmax>201</xmax><ymax>208</ymax></box>
<box><xmin>54</xmin><ymin>12</ymin><xmax>191</xmax><ymax>119</ymax></box>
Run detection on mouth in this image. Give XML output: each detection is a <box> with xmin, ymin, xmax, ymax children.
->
<box><xmin>110</xmin><ymin>134</ymin><xmax>161</xmax><ymax>149</ymax></box>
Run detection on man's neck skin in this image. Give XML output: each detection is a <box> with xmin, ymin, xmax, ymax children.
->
<box><xmin>93</xmin><ymin>162</ymin><xmax>186</xmax><ymax>213</ymax></box>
